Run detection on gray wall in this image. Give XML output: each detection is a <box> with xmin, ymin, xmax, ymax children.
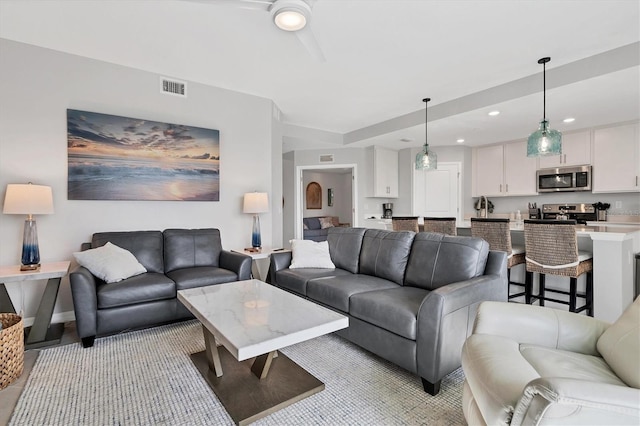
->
<box><xmin>0</xmin><ymin>39</ymin><xmax>281</xmax><ymax>324</ymax></box>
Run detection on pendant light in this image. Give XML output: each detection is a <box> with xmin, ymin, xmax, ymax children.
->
<box><xmin>415</xmin><ymin>98</ymin><xmax>437</xmax><ymax>170</ymax></box>
<box><xmin>527</xmin><ymin>57</ymin><xmax>562</xmax><ymax>157</ymax></box>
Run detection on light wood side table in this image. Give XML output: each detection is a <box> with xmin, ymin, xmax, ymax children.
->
<box><xmin>0</xmin><ymin>261</ymin><xmax>71</xmax><ymax>349</ymax></box>
<box><xmin>231</xmin><ymin>248</ymin><xmax>291</xmax><ymax>281</ymax></box>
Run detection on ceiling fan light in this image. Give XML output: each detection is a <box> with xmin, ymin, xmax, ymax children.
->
<box><xmin>271</xmin><ymin>0</ymin><xmax>311</xmax><ymax>32</ymax></box>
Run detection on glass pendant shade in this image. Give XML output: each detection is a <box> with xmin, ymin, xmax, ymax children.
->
<box><xmin>527</xmin><ymin>57</ymin><xmax>562</xmax><ymax>157</ymax></box>
<box><xmin>415</xmin><ymin>145</ymin><xmax>438</xmax><ymax>170</ymax></box>
<box><xmin>527</xmin><ymin>119</ymin><xmax>562</xmax><ymax>157</ymax></box>
<box><xmin>415</xmin><ymin>97</ymin><xmax>437</xmax><ymax>170</ymax></box>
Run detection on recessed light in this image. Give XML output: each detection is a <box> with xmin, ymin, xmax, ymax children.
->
<box><xmin>563</xmin><ymin>117</ymin><xmax>575</xmax><ymax>123</ymax></box>
<box><xmin>456</xmin><ymin>138</ymin><xmax>465</xmax><ymax>143</ymax></box>
<box><xmin>488</xmin><ymin>111</ymin><xmax>500</xmax><ymax>116</ymax></box>
<box><xmin>400</xmin><ymin>138</ymin><xmax>413</xmax><ymax>143</ymax></box>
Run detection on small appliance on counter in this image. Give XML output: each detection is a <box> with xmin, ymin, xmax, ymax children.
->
<box><xmin>541</xmin><ymin>203</ymin><xmax>597</xmax><ymax>224</ymax></box>
<box><xmin>592</xmin><ymin>202</ymin><xmax>611</xmax><ymax>221</ymax></box>
<box><xmin>382</xmin><ymin>203</ymin><xmax>393</xmax><ymax>219</ymax></box>
<box><xmin>528</xmin><ymin>202</ymin><xmax>540</xmax><ymax>219</ymax></box>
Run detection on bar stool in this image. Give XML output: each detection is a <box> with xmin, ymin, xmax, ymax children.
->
<box><xmin>470</xmin><ymin>218</ymin><xmax>527</xmax><ymax>301</ymax></box>
<box><xmin>392</xmin><ymin>216</ymin><xmax>419</xmax><ymax>232</ymax></box>
<box><xmin>523</xmin><ymin>219</ymin><xmax>593</xmax><ymax>316</ymax></box>
<box><xmin>422</xmin><ymin>217</ymin><xmax>457</xmax><ymax>236</ymax></box>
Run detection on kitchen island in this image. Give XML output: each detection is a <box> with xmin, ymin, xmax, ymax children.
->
<box><xmin>458</xmin><ymin>222</ymin><xmax>640</xmax><ymax>322</ymax></box>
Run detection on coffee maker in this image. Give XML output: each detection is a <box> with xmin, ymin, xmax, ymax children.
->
<box><xmin>382</xmin><ymin>203</ymin><xmax>393</xmax><ymax>219</ymax></box>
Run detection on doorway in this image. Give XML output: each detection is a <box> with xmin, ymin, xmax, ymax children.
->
<box><xmin>295</xmin><ymin>164</ymin><xmax>358</xmax><ymax>240</ymax></box>
<box><xmin>412</xmin><ymin>162</ymin><xmax>461</xmax><ymax>221</ymax></box>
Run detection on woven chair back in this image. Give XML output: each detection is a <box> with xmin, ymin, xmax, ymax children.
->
<box><xmin>422</xmin><ymin>217</ymin><xmax>457</xmax><ymax>236</ymax></box>
<box><xmin>392</xmin><ymin>217</ymin><xmax>419</xmax><ymax>232</ymax></box>
<box><xmin>523</xmin><ymin>220</ymin><xmax>591</xmax><ymax>278</ymax></box>
<box><xmin>470</xmin><ymin>218</ymin><xmax>523</xmax><ymax>269</ymax></box>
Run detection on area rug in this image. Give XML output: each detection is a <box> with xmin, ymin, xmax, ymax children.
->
<box><xmin>10</xmin><ymin>320</ymin><xmax>465</xmax><ymax>425</ymax></box>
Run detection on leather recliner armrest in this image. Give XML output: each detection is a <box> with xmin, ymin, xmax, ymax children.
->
<box><xmin>219</xmin><ymin>250</ymin><xmax>252</xmax><ymax>281</ymax></box>
<box><xmin>473</xmin><ymin>301</ymin><xmax>610</xmax><ymax>356</ymax></box>
<box><xmin>511</xmin><ymin>377</ymin><xmax>640</xmax><ymax>426</ymax></box>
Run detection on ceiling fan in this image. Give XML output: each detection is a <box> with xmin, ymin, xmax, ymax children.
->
<box><xmin>184</xmin><ymin>0</ymin><xmax>325</xmax><ymax>62</ymax></box>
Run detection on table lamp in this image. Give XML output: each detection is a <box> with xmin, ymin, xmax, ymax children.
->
<box><xmin>243</xmin><ymin>192</ymin><xmax>269</xmax><ymax>249</ymax></box>
<box><xmin>3</xmin><ymin>183</ymin><xmax>54</xmax><ymax>271</ymax></box>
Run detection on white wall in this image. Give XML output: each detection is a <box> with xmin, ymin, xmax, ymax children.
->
<box><xmin>302</xmin><ymin>171</ymin><xmax>352</xmax><ymax>223</ymax></box>
<box><xmin>0</xmin><ymin>39</ymin><xmax>281</xmax><ymax>324</ymax></box>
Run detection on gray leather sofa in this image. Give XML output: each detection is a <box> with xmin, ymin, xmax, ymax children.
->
<box><xmin>70</xmin><ymin>228</ymin><xmax>251</xmax><ymax>348</ymax></box>
<box><xmin>269</xmin><ymin>227</ymin><xmax>507</xmax><ymax>395</ymax></box>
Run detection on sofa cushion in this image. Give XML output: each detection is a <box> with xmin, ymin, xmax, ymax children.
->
<box><xmin>290</xmin><ymin>239</ymin><xmax>335</xmax><ymax>269</ymax></box>
<box><xmin>163</xmin><ymin>228</ymin><xmax>223</xmax><ymax>273</ymax></box>
<box><xmin>327</xmin><ymin>227</ymin><xmax>366</xmax><ymax>274</ymax></box>
<box><xmin>359</xmin><ymin>229</ymin><xmax>414</xmax><ymax>285</ymax></box>
<box><xmin>74</xmin><ymin>242</ymin><xmax>147</xmax><ymax>283</ymax></box>
<box><xmin>307</xmin><ymin>274</ymin><xmax>398</xmax><ymax>313</ymax></box>
<box><xmin>92</xmin><ymin>231</ymin><xmax>164</xmax><ymax>273</ymax></box>
<box><xmin>405</xmin><ymin>233</ymin><xmax>489</xmax><ymax>290</ymax></box>
<box><xmin>96</xmin><ymin>272</ymin><xmax>176</xmax><ymax>309</ymax></box>
<box><xmin>303</xmin><ymin>217</ymin><xmax>321</xmax><ymax>230</ymax></box>
<box><xmin>167</xmin><ymin>266</ymin><xmax>238</xmax><ymax>291</ymax></box>
<box><xmin>319</xmin><ymin>217</ymin><xmax>335</xmax><ymax>229</ymax></box>
<box><xmin>597</xmin><ymin>296</ymin><xmax>640</xmax><ymax>388</ymax></box>
<box><xmin>350</xmin><ymin>286</ymin><xmax>429</xmax><ymax>340</ymax></box>
<box><xmin>276</xmin><ymin>267</ymin><xmax>352</xmax><ymax>296</ymax></box>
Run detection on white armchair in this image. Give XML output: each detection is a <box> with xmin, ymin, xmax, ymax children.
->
<box><xmin>461</xmin><ymin>298</ymin><xmax>640</xmax><ymax>425</ymax></box>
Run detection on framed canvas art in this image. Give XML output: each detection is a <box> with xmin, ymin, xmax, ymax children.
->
<box><xmin>67</xmin><ymin>109</ymin><xmax>220</xmax><ymax>201</ymax></box>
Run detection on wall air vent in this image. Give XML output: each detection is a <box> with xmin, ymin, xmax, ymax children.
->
<box><xmin>160</xmin><ymin>77</ymin><xmax>187</xmax><ymax>98</ymax></box>
<box><xmin>319</xmin><ymin>154</ymin><xmax>334</xmax><ymax>163</ymax></box>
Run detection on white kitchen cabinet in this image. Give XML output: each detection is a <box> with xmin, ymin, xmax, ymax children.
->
<box><xmin>473</xmin><ymin>141</ymin><xmax>537</xmax><ymax>197</ymax></box>
<box><xmin>538</xmin><ymin>130</ymin><xmax>591</xmax><ymax>169</ymax></box>
<box><xmin>592</xmin><ymin>123</ymin><xmax>640</xmax><ymax>193</ymax></box>
<box><xmin>473</xmin><ymin>144</ymin><xmax>504</xmax><ymax>196</ymax></box>
<box><xmin>369</xmin><ymin>146</ymin><xmax>398</xmax><ymax>198</ymax></box>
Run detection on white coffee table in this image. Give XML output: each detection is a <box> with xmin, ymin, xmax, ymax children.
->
<box><xmin>177</xmin><ymin>279</ymin><xmax>348</xmax><ymax>425</ymax></box>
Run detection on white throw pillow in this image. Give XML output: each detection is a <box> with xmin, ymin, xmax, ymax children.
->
<box><xmin>73</xmin><ymin>242</ymin><xmax>147</xmax><ymax>283</ymax></box>
<box><xmin>289</xmin><ymin>239</ymin><xmax>335</xmax><ymax>269</ymax></box>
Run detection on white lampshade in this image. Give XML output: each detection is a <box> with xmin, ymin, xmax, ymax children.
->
<box><xmin>3</xmin><ymin>183</ymin><xmax>54</xmax><ymax>215</ymax></box>
<box><xmin>243</xmin><ymin>192</ymin><xmax>269</xmax><ymax>214</ymax></box>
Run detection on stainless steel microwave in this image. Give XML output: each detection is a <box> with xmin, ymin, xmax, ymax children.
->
<box><xmin>537</xmin><ymin>165</ymin><xmax>592</xmax><ymax>193</ymax></box>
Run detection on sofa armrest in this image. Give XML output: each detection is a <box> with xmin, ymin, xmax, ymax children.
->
<box><xmin>69</xmin><ymin>265</ymin><xmax>99</xmax><ymax>339</ymax></box>
<box><xmin>473</xmin><ymin>301</ymin><xmax>610</xmax><ymax>356</ymax></box>
<box><xmin>268</xmin><ymin>251</ymin><xmax>293</xmax><ymax>284</ymax></box>
<box><xmin>511</xmin><ymin>377</ymin><xmax>640</xmax><ymax>426</ymax></box>
<box><xmin>219</xmin><ymin>250</ymin><xmax>252</xmax><ymax>281</ymax></box>
<box><xmin>416</xmin><ymin>266</ymin><xmax>507</xmax><ymax>385</ymax></box>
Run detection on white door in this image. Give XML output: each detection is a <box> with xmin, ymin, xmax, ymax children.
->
<box><xmin>413</xmin><ymin>162</ymin><xmax>461</xmax><ymax>220</ymax></box>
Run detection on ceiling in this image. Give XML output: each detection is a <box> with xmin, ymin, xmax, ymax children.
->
<box><xmin>1</xmin><ymin>0</ymin><xmax>638</xmax><ymax>153</ymax></box>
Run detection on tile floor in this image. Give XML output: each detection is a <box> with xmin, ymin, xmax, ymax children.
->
<box><xmin>0</xmin><ymin>322</ymin><xmax>80</xmax><ymax>425</ymax></box>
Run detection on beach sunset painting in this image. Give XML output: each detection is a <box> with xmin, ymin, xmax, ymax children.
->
<box><xmin>67</xmin><ymin>109</ymin><xmax>220</xmax><ymax>201</ymax></box>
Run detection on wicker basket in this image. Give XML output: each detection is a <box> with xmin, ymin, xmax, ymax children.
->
<box><xmin>0</xmin><ymin>313</ymin><xmax>24</xmax><ymax>390</ymax></box>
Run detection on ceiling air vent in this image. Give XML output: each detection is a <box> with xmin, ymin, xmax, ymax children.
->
<box><xmin>160</xmin><ymin>77</ymin><xmax>187</xmax><ymax>98</ymax></box>
<box><xmin>319</xmin><ymin>154</ymin><xmax>334</xmax><ymax>163</ymax></box>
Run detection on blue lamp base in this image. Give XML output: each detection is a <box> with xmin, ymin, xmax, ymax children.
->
<box><xmin>251</xmin><ymin>215</ymin><xmax>262</xmax><ymax>248</ymax></box>
<box><xmin>21</xmin><ymin>218</ymin><xmax>41</xmax><ymax>271</ymax></box>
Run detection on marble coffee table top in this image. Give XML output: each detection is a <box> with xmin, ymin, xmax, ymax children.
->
<box><xmin>178</xmin><ymin>279</ymin><xmax>348</xmax><ymax>361</ymax></box>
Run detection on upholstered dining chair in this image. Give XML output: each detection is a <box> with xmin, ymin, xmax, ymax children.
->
<box><xmin>391</xmin><ymin>216</ymin><xmax>419</xmax><ymax>232</ymax></box>
<box><xmin>471</xmin><ymin>218</ymin><xmax>527</xmax><ymax>302</ymax></box>
<box><xmin>422</xmin><ymin>217</ymin><xmax>457</xmax><ymax>236</ymax></box>
<box><xmin>523</xmin><ymin>219</ymin><xmax>593</xmax><ymax>316</ymax></box>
